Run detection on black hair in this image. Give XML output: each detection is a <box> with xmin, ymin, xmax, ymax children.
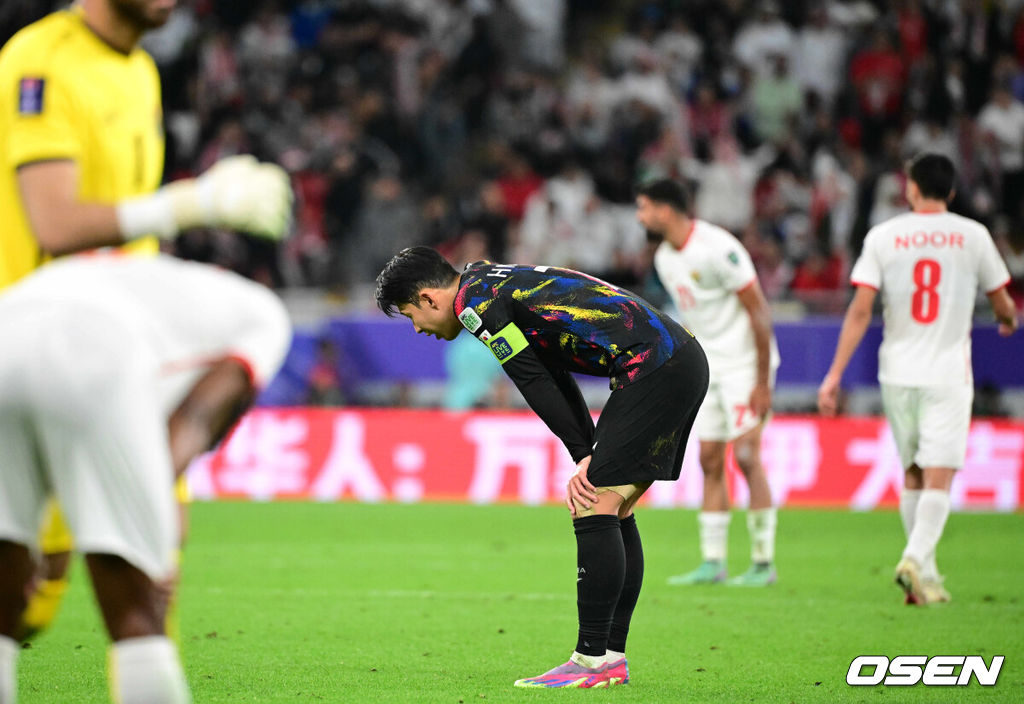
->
<box><xmin>905</xmin><ymin>153</ymin><xmax>956</xmax><ymax>201</ymax></box>
<box><xmin>375</xmin><ymin>246</ymin><xmax>459</xmax><ymax>316</ymax></box>
<box><xmin>636</xmin><ymin>179</ymin><xmax>693</xmax><ymax>214</ymax></box>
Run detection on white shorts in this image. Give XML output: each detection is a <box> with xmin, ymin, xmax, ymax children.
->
<box><xmin>695</xmin><ymin>366</ymin><xmax>775</xmax><ymax>443</ymax></box>
<box><xmin>880</xmin><ymin>383</ymin><xmax>973</xmax><ymax>470</ymax></box>
<box><xmin>0</xmin><ymin>307</ymin><xmax>177</xmax><ymax>581</ymax></box>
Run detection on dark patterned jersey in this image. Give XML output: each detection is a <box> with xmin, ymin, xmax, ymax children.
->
<box><xmin>453</xmin><ymin>261</ymin><xmax>694</xmax><ymax>390</ymax></box>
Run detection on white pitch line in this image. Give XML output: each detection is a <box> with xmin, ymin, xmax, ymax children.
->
<box><xmin>192</xmin><ymin>586</ymin><xmax>570</xmax><ymax>601</ymax></box>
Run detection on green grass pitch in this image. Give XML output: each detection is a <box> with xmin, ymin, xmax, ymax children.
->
<box><xmin>15</xmin><ymin>502</ymin><xmax>1024</xmax><ymax>703</ymax></box>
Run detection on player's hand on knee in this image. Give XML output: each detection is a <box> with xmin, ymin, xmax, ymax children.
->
<box><xmin>566</xmin><ymin>455</ymin><xmax>598</xmax><ymax>516</ymax></box>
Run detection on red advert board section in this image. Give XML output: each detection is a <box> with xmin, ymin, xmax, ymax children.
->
<box><xmin>187</xmin><ymin>409</ymin><xmax>1024</xmax><ymax>512</ymax></box>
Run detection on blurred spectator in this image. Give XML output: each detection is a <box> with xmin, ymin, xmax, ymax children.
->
<box><xmin>849</xmin><ymin>29</ymin><xmax>906</xmax><ymax>154</ymax></box>
<box><xmin>750</xmin><ymin>54</ymin><xmax>803</xmax><ymax>143</ymax></box>
<box><xmin>977</xmin><ymin>82</ymin><xmax>1024</xmax><ymax>220</ymax></box>
<box><xmin>341</xmin><ymin>175</ymin><xmax>420</xmax><ymax>295</ymax></box>
<box><xmin>494</xmin><ymin>148</ymin><xmax>543</xmax><ymax>222</ymax></box>
<box><xmin>794</xmin><ymin>5</ymin><xmax>846</xmax><ymax>108</ymax></box>
<box><xmin>732</xmin><ymin>2</ymin><xmax>793</xmax><ymax>77</ymax></box>
<box><xmin>685</xmin><ymin>137</ymin><xmax>773</xmax><ymax>234</ymax></box>
<box><xmin>688</xmin><ymin>81</ymin><xmax>732</xmax><ymax>158</ymax></box>
<box><xmin>895</xmin><ymin>0</ymin><xmax>928</xmax><ymax>69</ymax></box>
<box><xmin>655</xmin><ymin>14</ymin><xmax>703</xmax><ymax>94</ymax></box>
<box><xmin>789</xmin><ymin>247</ymin><xmax>845</xmax><ymax>312</ymax></box>
<box><xmin>306</xmin><ymin>336</ymin><xmax>346</xmax><ymax>406</ymax></box>
<box><xmin>810</xmin><ymin>151</ymin><xmax>858</xmax><ymax>258</ymax></box>
<box><xmin>750</xmin><ymin>234</ymin><xmax>793</xmax><ymax>301</ymax></box>
<box><xmin>902</xmin><ymin>115</ymin><xmax>959</xmax><ymax>166</ymax></box>
<box><xmin>461</xmin><ymin>182</ymin><xmax>511</xmax><ymax>261</ymax></box>
<box><xmin>517</xmin><ymin>159</ymin><xmax>596</xmax><ymax>267</ymax></box>
<box><xmin>507</xmin><ymin>0</ymin><xmax>567</xmax><ymax>70</ymax></box>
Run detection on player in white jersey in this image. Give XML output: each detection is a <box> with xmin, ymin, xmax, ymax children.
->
<box><xmin>0</xmin><ymin>255</ymin><xmax>291</xmax><ymax>704</ymax></box>
<box><xmin>818</xmin><ymin>153</ymin><xmax>1018</xmax><ymax>606</ymax></box>
<box><xmin>637</xmin><ymin>180</ymin><xmax>781</xmax><ymax>587</ymax></box>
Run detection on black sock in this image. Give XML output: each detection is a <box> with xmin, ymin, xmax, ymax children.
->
<box><xmin>573</xmin><ymin>515</ymin><xmax>625</xmax><ymax>657</ymax></box>
<box><xmin>608</xmin><ymin>513</ymin><xmax>643</xmax><ymax>654</ymax></box>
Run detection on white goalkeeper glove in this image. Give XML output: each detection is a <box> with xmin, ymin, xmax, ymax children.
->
<box><xmin>116</xmin><ymin>155</ymin><xmax>293</xmax><ymax>241</ymax></box>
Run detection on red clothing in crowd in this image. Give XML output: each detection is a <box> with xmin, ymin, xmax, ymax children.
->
<box><xmin>850</xmin><ymin>47</ymin><xmax>907</xmax><ymax>117</ymax></box>
<box><xmin>496</xmin><ymin>173</ymin><xmax>543</xmax><ymax>222</ymax></box>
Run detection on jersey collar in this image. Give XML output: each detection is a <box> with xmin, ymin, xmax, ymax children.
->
<box><xmin>672</xmin><ymin>221</ymin><xmax>697</xmax><ymax>251</ymax></box>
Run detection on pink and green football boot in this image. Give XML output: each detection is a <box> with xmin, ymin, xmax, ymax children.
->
<box><xmin>513</xmin><ymin>660</ymin><xmax>611</xmax><ymax>688</ymax></box>
<box><xmin>605</xmin><ymin>658</ymin><xmax>630</xmax><ymax>685</ymax></box>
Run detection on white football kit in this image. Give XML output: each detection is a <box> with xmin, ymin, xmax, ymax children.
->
<box><xmin>851</xmin><ymin>210</ymin><xmax>1011</xmax><ymax>468</ymax></box>
<box><xmin>0</xmin><ymin>255</ymin><xmax>291</xmax><ymax>579</ymax></box>
<box><xmin>655</xmin><ymin>219</ymin><xmax>780</xmax><ymax>441</ymax></box>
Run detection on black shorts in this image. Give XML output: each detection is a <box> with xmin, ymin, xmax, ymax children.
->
<box><xmin>588</xmin><ymin>339</ymin><xmax>709</xmax><ymax>486</ymax></box>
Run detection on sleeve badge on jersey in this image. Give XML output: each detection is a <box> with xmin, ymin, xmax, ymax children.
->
<box><xmin>18</xmin><ymin>77</ymin><xmax>46</xmax><ymax>115</ymax></box>
<box><xmin>458</xmin><ymin>307</ymin><xmax>483</xmax><ymax>333</ymax></box>
<box><xmin>489</xmin><ymin>336</ymin><xmax>514</xmax><ymax>361</ymax></box>
<box><xmin>727</xmin><ymin>251</ymin><xmax>740</xmax><ymax>266</ymax></box>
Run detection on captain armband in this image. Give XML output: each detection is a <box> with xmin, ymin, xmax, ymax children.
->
<box><xmin>486</xmin><ymin>323</ymin><xmax>529</xmax><ymax>364</ymax></box>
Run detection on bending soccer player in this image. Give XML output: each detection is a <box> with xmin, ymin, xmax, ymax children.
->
<box><xmin>636</xmin><ymin>180</ymin><xmax>781</xmax><ymax>586</ymax></box>
<box><xmin>0</xmin><ymin>254</ymin><xmax>292</xmax><ymax>704</ymax></box>
<box><xmin>376</xmin><ymin>247</ymin><xmax>709</xmax><ymax>688</ymax></box>
<box><xmin>818</xmin><ymin>153</ymin><xmax>1018</xmax><ymax>605</ymax></box>
<box><xmin>0</xmin><ymin>0</ymin><xmax>292</xmax><ymax>639</ymax></box>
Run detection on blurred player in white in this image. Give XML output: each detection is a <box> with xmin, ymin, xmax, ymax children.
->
<box><xmin>0</xmin><ymin>255</ymin><xmax>291</xmax><ymax>704</ymax></box>
<box><xmin>636</xmin><ymin>180</ymin><xmax>781</xmax><ymax>587</ymax></box>
<box><xmin>818</xmin><ymin>153</ymin><xmax>1018</xmax><ymax>605</ymax></box>
<box><xmin>0</xmin><ymin>0</ymin><xmax>293</xmax><ymax>642</ymax></box>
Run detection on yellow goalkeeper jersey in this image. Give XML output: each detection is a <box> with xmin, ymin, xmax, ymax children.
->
<box><xmin>0</xmin><ymin>7</ymin><xmax>163</xmax><ymax>289</ymax></box>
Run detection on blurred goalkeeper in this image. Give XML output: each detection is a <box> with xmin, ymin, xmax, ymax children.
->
<box><xmin>0</xmin><ymin>0</ymin><xmax>292</xmax><ymax>643</ymax></box>
<box><xmin>0</xmin><ymin>254</ymin><xmax>291</xmax><ymax>704</ymax></box>
<box><xmin>376</xmin><ymin>247</ymin><xmax>709</xmax><ymax>689</ymax></box>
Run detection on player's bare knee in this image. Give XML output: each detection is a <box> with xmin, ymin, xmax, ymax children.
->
<box><xmin>904</xmin><ymin>465</ymin><xmax>924</xmax><ymax>490</ymax></box>
<box><xmin>0</xmin><ymin>541</ymin><xmax>35</xmax><ymax>637</ymax></box>
<box><xmin>699</xmin><ymin>456</ymin><xmax>726</xmax><ymax>479</ymax></box>
<box><xmin>85</xmin><ymin>553</ymin><xmax>165</xmax><ymax>640</ymax></box>
<box><xmin>699</xmin><ymin>442</ymin><xmax>726</xmax><ymax>475</ymax></box>
<box><xmin>733</xmin><ymin>443</ymin><xmax>762</xmax><ymax>478</ymax></box>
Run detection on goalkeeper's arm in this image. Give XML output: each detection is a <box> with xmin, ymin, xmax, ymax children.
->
<box><xmin>17</xmin><ymin>155</ymin><xmax>293</xmax><ymax>256</ymax></box>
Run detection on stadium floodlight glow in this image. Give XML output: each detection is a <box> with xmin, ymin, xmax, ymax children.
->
<box><xmin>846</xmin><ymin>655</ymin><xmax>1004</xmax><ymax>686</ymax></box>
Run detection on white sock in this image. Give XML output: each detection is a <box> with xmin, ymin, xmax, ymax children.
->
<box><xmin>747</xmin><ymin>507</ymin><xmax>777</xmax><ymax>564</ymax></box>
<box><xmin>0</xmin><ymin>635</ymin><xmax>17</xmax><ymax>704</ymax></box>
<box><xmin>605</xmin><ymin>649</ymin><xmax>625</xmax><ymax>664</ymax></box>
<box><xmin>698</xmin><ymin>511</ymin><xmax>730</xmax><ymax>562</ymax></box>
<box><xmin>899</xmin><ymin>489</ymin><xmax>943</xmax><ymax>578</ymax></box>
<box><xmin>902</xmin><ymin>489</ymin><xmax>950</xmax><ymax>571</ymax></box>
<box><xmin>570</xmin><ymin>651</ymin><xmax>605</xmax><ymax>669</ymax></box>
<box><xmin>110</xmin><ymin>636</ymin><xmax>190</xmax><ymax>704</ymax></box>
<box><xmin>899</xmin><ymin>489</ymin><xmax>921</xmax><ymax>539</ymax></box>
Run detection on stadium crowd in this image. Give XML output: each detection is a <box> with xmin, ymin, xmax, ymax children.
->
<box><xmin>6</xmin><ymin>0</ymin><xmax>1024</xmax><ymax>310</ymax></box>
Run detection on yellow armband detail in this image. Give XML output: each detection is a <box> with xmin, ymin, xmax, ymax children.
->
<box><xmin>488</xmin><ymin>323</ymin><xmax>529</xmax><ymax>364</ymax></box>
